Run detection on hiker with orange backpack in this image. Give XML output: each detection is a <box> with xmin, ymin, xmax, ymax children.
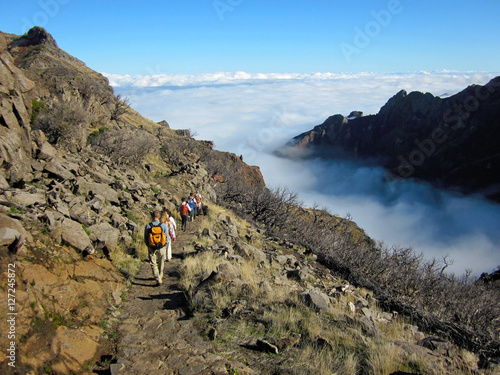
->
<box><xmin>179</xmin><ymin>198</ymin><xmax>190</xmax><ymax>232</ymax></box>
<box><xmin>144</xmin><ymin>210</ymin><xmax>169</xmax><ymax>286</ymax></box>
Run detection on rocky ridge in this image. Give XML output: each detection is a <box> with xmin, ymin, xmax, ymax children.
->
<box><xmin>283</xmin><ymin>78</ymin><xmax>500</xmax><ymax>201</ymax></box>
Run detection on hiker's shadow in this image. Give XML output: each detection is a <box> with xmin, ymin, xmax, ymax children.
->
<box><xmin>137</xmin><ymin>289</ymin><xmax>191</xmax><ymax>317</ymax></box>
<box><xmin>161</xmin><ymin>290</ymin><xmax>189</xmax><ymax>311</ymax></box>
<box><xmin>130</xmin><ymin>277</ymin><xmax>157</xmax><ymax>287</ymax></box>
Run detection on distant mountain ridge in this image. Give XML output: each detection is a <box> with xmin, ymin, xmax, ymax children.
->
<box><xmin>282</xmin><ymin>77</ymin><xmax>500</xmax><ymax>201</ymax></box>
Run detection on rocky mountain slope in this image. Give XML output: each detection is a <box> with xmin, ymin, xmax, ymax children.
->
<box><xmin>0</xmin><ymin>27</ymin><xmax>499</xmax><ymax>374</ymax></box>
<box><xmin>282</xmin><ymin>77</ymin><xmax>500</xmax><ymax>201</ymax></box>
<box><xmin>0</xmin><ymin>26</ymin><xmax>260</xmax><ymax>374</ymax></box>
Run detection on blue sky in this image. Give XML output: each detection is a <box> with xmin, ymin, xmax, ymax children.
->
<box><xmin>2</xmin><ymin>0</ymin><xmax>500</xmax><ymax>75</ymax></box>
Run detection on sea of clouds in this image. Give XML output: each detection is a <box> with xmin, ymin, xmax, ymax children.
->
<box><xmin>106</xmin><ymin>71</ymin><xmax>500</xmax><ymax>275</ymax></box>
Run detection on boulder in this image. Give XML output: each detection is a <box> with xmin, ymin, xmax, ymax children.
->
<box><xmin>110</xmin><ymin>212</ymin><xmax>127</xmax><ymax>229</ymax></box>
<box><xmin>69</xmin><ymin>199</ymin><xmax>98</xmax><ymax>227</ymax></box>
<box><xmin>217</xmin><ymin>262</ymin><xmax>241</xmax><ymax>280</ymax></box>
<box><xmin>202</xmin><ymin>228</ymin><xmax>217</xmax><ymax>240</ymax></box>
<box><xmin>59</xmin><ymin>217</ymin><xmax>93</xmax><ymax>252</ymax></box>
<box><xmin>418</xmin><ymin>336</ymin><xmax>452</xmax><ymax>354</ymax></box>
<box><xmin>44</xmin><ymin>160</ymin><xmax>75</xmax><ymax>181</ymax></box>
<box><xmin>275</xmin><ymin>254</ymin><xmax>298</xmax><ymax>267</ymax></box>
<box><xmin>0</xmin><ymin>214</ymin><xmax>32</xmax><ymax>244</ymax></box>
<box><xmin>52</xmin><ymin>198</ymin><xmax>71</xmax><ymax>218</ymax></box>
<box><xmin>227</xmin><ymin>223</ymin><xmax>239</xmax><ymax>238</ymax></box>
<box><xmin>86</xmin><ymin>168</ymin><xmax>115</xmax><ymax>185</ymax></box>
<box><xmin>299</xmin><ymin>289</ymin><xmax>331</xmax><ymax>312</ymax></box>
<box><xmin>75</xmin><ymin>177</ymin><xmax>120</xmax><ymax>205</ymax></box>
<box><xmin>286</xmin><ymin>268</ymin><xmax>312</xmax><ymax>282</ymax></box>
<box><xmin>0</xmin><ymin>227</ymin><xmax>22</xmax><ymax>247</ymax></box>
<box><xmin>88</xmin><ymin>222</ymin><xmax>120</xmax><ymax>252</ymax></box>
<box><xmin>0</xmin><ymin>174</ymin><xmax>9</xmax><ymax>189</ymax></box>
<box><xmin>32</xmin><ymin>130</ymin><xmax>59</xmax><ymax>160</ymax></box>
<box><xmin>10</xmin><ymin>191</ymin><xmax>45</xmax><ymax>207</ymax></box>
<box><xmin>357</xmin><ymin>316</ymin><xmax>381</xmax><ymax>337</ymax></box>
<box><xmin>233</xmin><ymin>241</ymin><xmax>267</xmax><ymax>265</ymax></box>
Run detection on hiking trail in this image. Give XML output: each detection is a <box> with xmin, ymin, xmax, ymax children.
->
<box><xmin>111</xmin><ymin>218</ymin><xmax>231</xmax><ymax>375</ymax></box>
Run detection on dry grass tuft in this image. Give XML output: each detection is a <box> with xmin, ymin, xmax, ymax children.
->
<box><xmin>179</xmin><ymin>250</ymin><xmax>223</xmax><ymax>291</ymax></box>
<box><xmin>365</xmin><ymin>342</ymin><xmax>401</xmax><ymax>375</ymax></box>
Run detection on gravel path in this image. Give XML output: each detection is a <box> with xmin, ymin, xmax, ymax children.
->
<box><xmin>112</xmin><ymin>220</ymin><xmax>233</xmax><ymax>375</ymax></box>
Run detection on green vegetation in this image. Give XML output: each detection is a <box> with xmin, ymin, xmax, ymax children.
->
<box><xmin>47</xmin><ymin>312</ymin><xmax>67</xmax><ymax>329</ymax></box>
<box><xmin>98</xmin><ymin>319</ymin><xmax>109</xmax><ymax>330</ymax></box>
<box><xmin>82</xmin><ymin>225</ymin><xmax>91</xmax><ymax>236</ymax></box>
<box><xmin>30</xmin><ymin>99</ymin><xmax>45</xmax><ymax>125</ymax></box>
<box><xmin>88</xmin><ymin>126</ymin><xmax>109</xmax><ymax>139</ymax></box>
<box><xmin>43</xmin><ymin>363</ymin><xmax>53</xmax><ymax>375</ymax></box>
<box><xmin>227</xmin><ymin>368</ymin><xmax>244</xmax><ymax>375</ymax></box>
<box><xmin>9</xmin><ymin>205</ymin><xmax>23</xmax><ymax>214</ymax></box>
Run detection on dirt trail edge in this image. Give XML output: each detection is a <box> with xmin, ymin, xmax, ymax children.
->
<box><xmin>112</xmin><ymin>220</ymin><xmax>237</xmax><ymax>375</ymax></box>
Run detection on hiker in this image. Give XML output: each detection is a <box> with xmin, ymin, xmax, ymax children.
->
<box><xmin>188</xmin><ymin>194</ymin><xmax>197</xmax><ymax>221</ymax></box>
<box><xmin>179</xmin><ymin>198</ymin><xmax>190</xmax><ymax>231</ymax></box>
<box><xmin>161</xmin><ymin>209</ymin><xmax>176</xmax><ymax>261</ymax></box>
<box><xmin>195</xmin><ymin>192</ymin><xmax>203</xmax><ymax>215</ymax></box>
<box><xmin>144</xmin><ymin>210</ymin><xmax>169</xmax><ymax>286</ymax></box>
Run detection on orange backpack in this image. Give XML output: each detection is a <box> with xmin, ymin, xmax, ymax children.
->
<box><xmin>180</xmin><ymin>204</ymin><xmax>188</xmax><ymax>216</ymax></box>
<box><xmin>148</xmin><ymin>223</ymin><xmax>166</xmax><ymax>249</ymax></box>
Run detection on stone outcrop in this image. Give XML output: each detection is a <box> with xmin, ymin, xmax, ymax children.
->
<box><xmin>283</xmin><ymin>77</ymin><xmax>500</xmax><ymax>201</ymax></box>
<box><xmin>0</xmin><ymin>31</ymin><xmax>36</xmax><ymax>187</ymax></box>
<box><xmin>9</xmin><ymin>26</ymin><xmax>58</xmax><ymax>49</ymax></box>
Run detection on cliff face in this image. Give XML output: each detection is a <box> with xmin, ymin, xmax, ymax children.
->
<box><xmin>285</xmin><ymin>77</ymin><xmax>500</xmax><ymax>201</ymax></box>
<box><xmin>0</xmin><ymin>31</ymin><xmax>36</xmax><ymax>187</ymax></box>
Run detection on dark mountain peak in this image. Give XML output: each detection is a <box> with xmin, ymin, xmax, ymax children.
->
<box><xmin>379</xmin><ymin>89</ymin><xmax>407</xmax><ymax>114</ymax></box>
<box><xmin>347</xmin><ymin>111</ymin><xmax>363</xmax><ymax>119</ymax></box>
<box><xmin>323</xmin><ymin>114</ymin><xmax>346</xmax><ymax>127</ymax></box>
<box><xmin>9</xmin><ymin>26</ymin><xmax>58</xmax><ymax>49</ymax></box>
<box><xmin>283</xmin><ymin>77</ymin><xmax>500</xmax><ymax>201</ymax></box>
<box><xmin>379</xmin><ymin>89</ymin><xmax>440</xmax><ymax>116</ymax></box>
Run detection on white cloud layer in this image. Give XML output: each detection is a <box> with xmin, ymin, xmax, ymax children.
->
<box><xmin>107</xmin><ymin>71</ymin><xmax>500</xmax><ymax>275</ymax></box>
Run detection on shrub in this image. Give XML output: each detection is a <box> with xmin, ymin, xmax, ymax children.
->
<box><xmin>110</xmin><ymin>94</ymin><xmax>131</xmax><ymax>122</ymax></box>
<box><xmin>211</xmin><ymin>169</ymin><xmax>500</xmax><ymax>357</ymax></box>
<box><xmin>32</xmin><ymin>99</ymin><xmax>88</xmax><ymax>147</ymax></box>
<box><xmin>88</xmin><ymin>127</ymin><xmax>156</xmax><ymax>165</ymax></box>
<box><xmin>30</xmin><ymin>99</ymin><xmax>45</xmax><ymax>125</ymax></box>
